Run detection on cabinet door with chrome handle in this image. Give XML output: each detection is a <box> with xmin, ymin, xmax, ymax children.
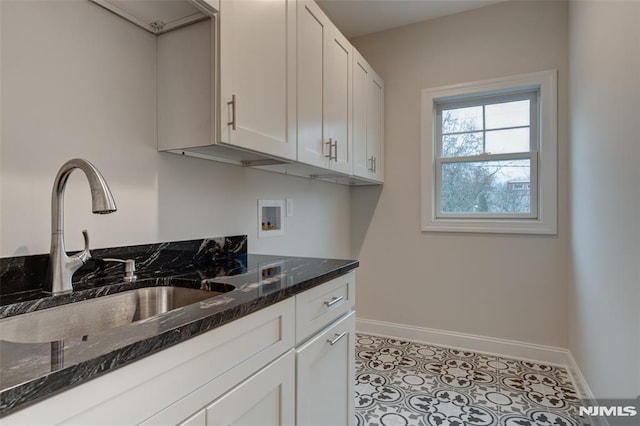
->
<box><xmin>296</xmin><ymin>311</ymin><xmax>355</xmax><ymax>426</ymax></box>
<box><xmin>219</xmin><ymin>0</ymin><xmax>297</xmax><ymax>160</ymax></box>
<box><xmin>352</xmin><ymin>49</ymin><xmax>384</xmax><ymax>182</ymax></box>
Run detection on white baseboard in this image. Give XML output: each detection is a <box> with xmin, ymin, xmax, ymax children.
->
<box><xmin>356</xmin><ymin>317</ymin><xmax>570</xmax><ymax>367</ymax></box>
<box><xmin>565</xmin><ymin>350</ymin><xmax>597</xmax><ymax>400</ymax></box>
<box><xmin>565</xmin><ymin>351</ymin><xmax>607</xmax><ymax>426</ymax></box>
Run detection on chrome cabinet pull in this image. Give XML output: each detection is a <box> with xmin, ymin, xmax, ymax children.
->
<box><xmin>324</xmin><ymin>295</ymin><xmax>344</xmax><ymax>307</ymax></box>
<box><xmin>324</xmin><ymin>138</ymin><xmax>333</xmax><ymax>159</ymax></box>
<box><xmin>227</xmin><ymin>94</ymin><xmax>236</xmax><ymax>130</ymax></box>
<box><xmin>327</xmin><ymin>332</ymin><xmax>347</xmax><ymax>346</ymax></box>
<box><xmin>368</xmin><ymin>156</ymin><xmax>375</xmax><ymax>172</ymax></box>
<box><xmin>324</xmin><ymin>139</ymin><xmax>338</xmax><ymax>161</ymax></box>
<box><xmin>373</xmin><ymin>156</ymin><xmax>377</xmax><ymax>172</ymax></box>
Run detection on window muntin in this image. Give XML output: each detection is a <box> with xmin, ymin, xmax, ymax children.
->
<box><xmin>434</xmin><ymin>90</ymin><xmax>539</xmax><ymax>219</ymax></box>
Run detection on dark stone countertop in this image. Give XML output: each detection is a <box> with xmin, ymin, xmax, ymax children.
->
<box><xmin>0</xmin><ymin>238</ymin><xmax>358</xmax><ymax>417</ymax></box>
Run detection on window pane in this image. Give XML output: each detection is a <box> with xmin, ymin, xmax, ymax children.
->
<box><xmin>442</xmin><ymin>132</ymin><xmax>483</xmax><ymax>158</ymax></box>
<box><xmin>485</xmin><ymin>100</ymin><xmax>530</xmax><ymax>129</ymax></box>
<box><xmin>485</xmin><ymin>128</ymin><xmax>530</xmax><ymax>154</ymax></box>
<box><xmin>440</xmin><ymin>159</ymin><xmax>531</xmax><ymax>214</ymax></box>
<box><xmin>442</xmin><ymin>106</ymin><xmax>483</xmax><ymax>134</ymax></box>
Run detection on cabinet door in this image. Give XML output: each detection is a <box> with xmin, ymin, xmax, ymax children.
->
<box><xmin>297</xmin><ymin>0</ymin><xmax>352</xmax><ymax>174</ymax></box>
<box><xmin>367</xmin><ymin>70</ymin><xmax>384</xmax><ymax>181</ymax></box>
<box><xmin>324</xmin><ymin>25</ymin><xmax>352</xmax><ymax>174</ymax></box>
<box><xmin>206</xmin><ymin>350</ymin><xmax>295</xmax><ymax>426</ymax></box>
<box><xmin>219</xmin><ymin>0</ymin><xmax>297</xmax><ymax>160</ymax></box>
<box><xmin>352</xmin><ymin>52</ymin><xmax>369</xmax><ymax>178</ymax></box>
<box><xmin>158</xmin><ymin>20</ymin><xmax>214</xmax><ymax>152</ymax></box>
<box><xmin>297</xmin><ymin>0</ymin><xmax>328</xmax><ymax>169</ymax></box>
<box><xmin>296</xmin><ymin>312</ymin><xmax>355</xmax><ymax>426</ymax></box>
<box><xmin>352</xmin><ymin>50</ymin><xmax>384</xmax><ymax>182</ymax></box>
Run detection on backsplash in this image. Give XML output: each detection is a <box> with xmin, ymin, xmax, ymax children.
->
<box><xmin>0</xmin><ymin>235</ymin><xmax>247</xmax><ymax>298</ymax></box>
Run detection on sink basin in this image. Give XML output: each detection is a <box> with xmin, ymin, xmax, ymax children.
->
<box><xmin>0</xmin><ymin>286</ymin><xmax>230</xmax><ymax>344</ymax></box>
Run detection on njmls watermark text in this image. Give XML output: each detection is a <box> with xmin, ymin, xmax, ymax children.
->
<box><xmin>579</xmin><ymin>398</ymin><xmax>639</xmax><ymax>425</ymax></box>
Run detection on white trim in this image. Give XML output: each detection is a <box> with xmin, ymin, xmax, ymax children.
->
<box><xmin>565</xmin><ymin>351</ymin><xmax>599</xmax><ymax>402</ymax></box>
<box><xmin>356</xmin><ymin>317</ymin><xmax>569</xmax><ymax>366</ymax></box>
<box><xmin>565</xmin><ymin>352</ymin><xmax>609</xmax><ymax>426</ymax></box>
<box><xmin>421</xmin><ymin>69</ymin><xmax>557</xmax><ymax>235</ymax></box>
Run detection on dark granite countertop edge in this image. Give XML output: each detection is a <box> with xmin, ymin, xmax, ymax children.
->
<box><xmin>0</xmin><ymin>261</ymin><xmax>358</xmax><ymax>416</ymax></box>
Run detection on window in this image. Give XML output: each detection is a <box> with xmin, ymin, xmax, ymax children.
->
<box><xmin>421</xmin><ymin>70</ymin><xmax>557</xmax><ymax>234</ymax></box>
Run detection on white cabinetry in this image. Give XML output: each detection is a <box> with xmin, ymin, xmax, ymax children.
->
<box><xmin>158</xmin><ymin>0</ymin><xmax>297</xmax><ymax>163</ymax></box>
<box><xmin>101</xmin><ymin>0</ymin><xmax>382</xmax><ymax>183</ymax></box>
<box><xmin>295</xmin><ymin>271</ymin><xmax>356</xmax><ymax>426</ymax></box>
<box><xmin>295</xmin><ymin>270</ymin><xmax>355</xmax><ymax>344</ymax></box>
<box><xmin>205</xmin><ymin>351</ymin><xmax>295</xmax><ymax>426</ymax></box>
<box><xmin>353</xmin><ymin>50</ymin><xmax>384</xmax><ymax>182</ymax></box>
<box><xmin>296</xmin><ymin>312</ymin><xmax>355</xmax><ymax>426</ymax></box>
<box><xmin>153</xmin><ymin>0</ymin><xmax>383</xmax><ymax>185</ymax></box>
<box><xmin>297</xmin><ymin>0</ymin><xmax>352</xmax><ymax>175</ymax></box>
<box><xmin>219</xmin><ymin>0</ymin><xmax>297</xmax><ymax>160</ymax></box>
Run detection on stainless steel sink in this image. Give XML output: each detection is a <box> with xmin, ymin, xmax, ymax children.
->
<box><xmin>0</xmin><ymin>286</ymin><xmax>228</xmax><ymax>344</ymax></box>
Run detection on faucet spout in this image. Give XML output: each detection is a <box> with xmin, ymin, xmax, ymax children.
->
<box><xmin>46</xmin><ymin>159</ymin><xmax>117</xmax><ymax>294</ymax></box>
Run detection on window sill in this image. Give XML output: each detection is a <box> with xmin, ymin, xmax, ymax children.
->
<box><xmin>421</xmin><ymin>218</ymin><xmax>557</xmax><ymax>235</ymax></box>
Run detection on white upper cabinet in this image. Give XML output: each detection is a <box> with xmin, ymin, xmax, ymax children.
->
<box><xmin>297</xmin><ymin>0</ymin><xmax>352</xmax><ymax>175</ymax></box>
<box><xmin>158</xmin><ymin>0</ymin><xmax>297</xmax><ymax>163</ymax></box>
<box><xmin>353</xmin><ymin>49</ymin><xmax>384</xmax><ymax>182</ymax></box>
<box><xmin>149</xmin><ymin>0</ymin><xmax>384</xmax><ymax>184</ymax></box>
<box><xmin>219</xmin><ymin>0</ymin><xmax>297</xmax><ymax>160</ymax></box>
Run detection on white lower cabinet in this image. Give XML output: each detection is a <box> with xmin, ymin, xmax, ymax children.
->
<box><xmin>173</xmin><ymin>352</ymin><xmax>295</xmax><ymax>426</ymax></box>
<box><xmin>296</xmin><ymin>311</ymin><xmax>355</xmax><ymax>426</ymax></box>
<box><xmin>205</xmin><ymin>350</ymin><xmax>295</xmax><ymax>426</ymax></box>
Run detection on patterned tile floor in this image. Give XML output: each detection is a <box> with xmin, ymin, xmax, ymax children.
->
<box><xmin>355</xmin><ymin>334</ymin><xmax>587</xmax><ymax>426</ymax></box>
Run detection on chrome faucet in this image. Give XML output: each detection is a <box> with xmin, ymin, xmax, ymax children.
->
<box><xmin>46</xmin><ymin>159</ymin><xmax>117</xmax><ymax>294</ymax></box>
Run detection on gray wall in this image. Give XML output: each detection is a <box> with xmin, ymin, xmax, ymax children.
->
<box><xmin>350</xmin><ymin>0</ymin><xmax>570</xmax><ymax>347</ymax></box>
<box><xmin>568</xmin><ymin>1</ymin><xmax>640</xmax><ymax>398</ymax></box>
<box><xmin>0</xmin><ymin>0</ymin><xmax>351</xmax><ymax>259</ymax></box>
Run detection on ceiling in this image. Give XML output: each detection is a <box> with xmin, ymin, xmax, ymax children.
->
<box><xmin>316</xmin><ymin>0</ymin><xmax>504</xmax><ymax>39</ymax></box>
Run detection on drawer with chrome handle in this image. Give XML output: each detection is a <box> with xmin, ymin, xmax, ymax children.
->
<box><xmin>294</xmin><ymin>271</ymin><xmax>355</xmax><ymax>344</ymax></box>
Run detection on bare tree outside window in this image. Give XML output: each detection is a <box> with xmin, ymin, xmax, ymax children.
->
<box><xmin>439</xmin><ymin>102</ymin><xmax>532</xmax><ymax>214</ymax></box>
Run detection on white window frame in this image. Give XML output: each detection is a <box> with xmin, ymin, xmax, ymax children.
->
<box><xmin>420</xmin><ymin>70</ymin><xmax>557</xmax><ymax>234</ymax></box>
